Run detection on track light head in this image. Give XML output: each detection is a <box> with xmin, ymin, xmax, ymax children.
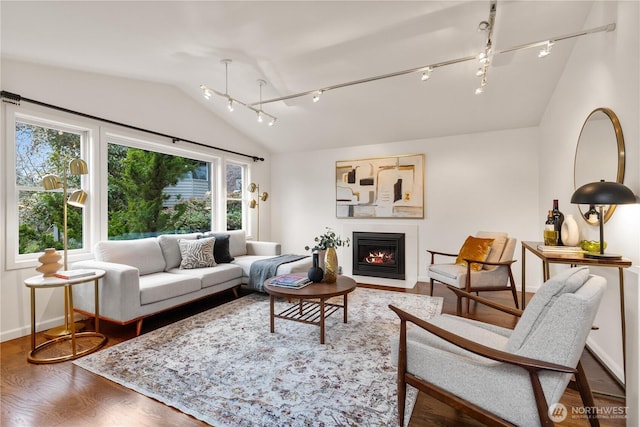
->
<box><xmin>268</xmin><ymin>118</ymin><xmax>276</xmax><ymax>127</ymax></box>
<box><xmin>227</xmin><ymin>97</ymin><xmax>234</xmax><ymax>112</ymax></box>
<box><xmin>312</xmin><ymin>90</ymin><xmax>322</xmax><ymax>103</ymax></box>
<box><xmin>257</xmin><ymin>111</ymin><xmax>263</xmax><ymax>123</ymax></box>
<box><xmin>421</xmin><ymin>67</ymin><xmax>433</xmax><ymax>81</ymax></box>
<box><xmin>538</xmin><ymin>40</ymin><xmax>554</xmax><ymax>58</ymax></box>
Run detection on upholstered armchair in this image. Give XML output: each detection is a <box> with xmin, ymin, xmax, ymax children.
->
<box><xmin>390</xmin><ymin>267</ymin><xmax>604</xmax><ymax>427</ymax></box>
<box><xmin>427</xmin><ymin>231</ymin><xmax>518</xmax><ymax>314</ymax></box>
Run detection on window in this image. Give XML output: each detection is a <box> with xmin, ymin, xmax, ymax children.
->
<box><xmin>226</xmin><ymin>162</ymin><xmax>246</xmax><ymax>231</ymax></box>
<box><xmin>107</xmin><ymin>141</ymin><xmax>215</xmax><ymax>239</ymax></box>
<box><xmin>14</xmin><ymin>118</ymin><xmax>88</xmax><ymax>256</ymax></box>
<box><xmin>5</xmin><ymin>105</ymin><xmax>250</xmax><ymax>269</ymax></box>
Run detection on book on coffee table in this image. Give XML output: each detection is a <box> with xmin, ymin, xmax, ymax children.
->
<box><xmin>270</xmin><ymin>274</ymin><xmax>313</xmax><ymax>289</ymax></box>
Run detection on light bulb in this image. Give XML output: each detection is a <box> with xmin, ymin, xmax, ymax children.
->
<box><xmin>257</xmin><ymin>111</ymin><xmax>263</xmax><ymax>123</ymax></box>
<box><xmin>268</xmin><ymin>118</ymin><xmax>276</xmax><ymax>126</ymax></box>
<box><xmin>227</xmin><ymin>98</ymin><xmax>234</xmax><ymax>112</ymax></box>
<box><xmin>475</xmin><ymin>86</ymin><xmax>484</xmax><ymax>95</ymax></box>
<box><xmin>475</xmin><ymin>68</ymin><xmax>484</xmax><ymax>77</ymax></box>
<box><xmin>312</xmin><ymin>91</ymin><xmax>322</xmax><ymax>103</ymax></box>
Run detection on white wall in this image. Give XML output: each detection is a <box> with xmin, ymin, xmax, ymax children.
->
<box><xmin>538</xmin><ymin>1</ymin><xmax>639</xmax><ymax>423</ymax></box>
<box><xmin>0</xmin><ymin>59</ymin><xmax>271</xmax><ymax>341</ymax></box>
<box><xmin>270</xmin><ymin>126</ymin><xmax>541</xmax><ymax>289</ymax></box>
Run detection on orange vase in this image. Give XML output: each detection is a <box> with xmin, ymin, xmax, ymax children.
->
<box><xmin>36</xmin><ymin>248</ymin><xmax>63</xmax><ymax>277</ymax></box>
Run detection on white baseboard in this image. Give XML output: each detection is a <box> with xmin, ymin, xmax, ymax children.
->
<box><xmin>0</xmin><ymin>313</ymin><xmax>88</xmax><ymax>343</ymax></box>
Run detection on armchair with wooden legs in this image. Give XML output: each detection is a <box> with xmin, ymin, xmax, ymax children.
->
<box><xmin>390</xmin><ymin>267</ymin><xmax>604</xmax><ymax>427</ymax></box>
<box><xmin>427</xmin><ymin>231</ymin><xmax>519</xmax><ymax>315</ymax></box>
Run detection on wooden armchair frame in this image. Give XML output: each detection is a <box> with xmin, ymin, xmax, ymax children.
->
<box><xmin>389</xmin><ymin>292</ymin><xmax>600</xmax><ymax>427</ymax></box>
<box><xmin>427</xmin><ymin>249</ymin><xmax>519</xmax><ymax>315</ymax></box>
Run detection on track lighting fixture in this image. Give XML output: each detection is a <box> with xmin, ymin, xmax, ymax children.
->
<box><xmin>200</xmin><ymin>61</ymin><xmax>277</xmax><ymax>127</ymax></box>
<box><xmin>199</xmin><ymin>0</ymin><xmax>615</xmax><ymax>125</ymax></box>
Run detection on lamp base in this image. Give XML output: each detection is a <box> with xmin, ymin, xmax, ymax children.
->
<box><xmin>44</xmin><ymin>322</ymin><xmax>85</xmax><ymax>339</ymax></box>
<box><xmin>584</xmin><ymin>252</ymin><xmax>623</xmax><ymax>260</ymax></box>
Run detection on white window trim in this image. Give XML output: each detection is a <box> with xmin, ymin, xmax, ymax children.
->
<box><xmin>225</xmin><ymin>159</ymin><xmax>250</xmax><ymax>236</ymax></box>
<box><xmin>4</xmin><ymin>103</ymin><xmax>252</xmax><ymax>270</ymax></box>
<box><xmin>5</xmin><ymin>104</ymin><xmax>98</xmax><ymax>270</ymax></box>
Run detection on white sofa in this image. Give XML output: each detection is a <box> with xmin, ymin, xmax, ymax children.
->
<box><xmin>72</xmin><ymin>230</ymin><xmax>310</xmax><ymax>335</ymax></box>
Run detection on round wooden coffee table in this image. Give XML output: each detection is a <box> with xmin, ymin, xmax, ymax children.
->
<box><xmin>264</xmin><ymin>275</ymin><xmax>357</xmax><ymax>344</ymax></box>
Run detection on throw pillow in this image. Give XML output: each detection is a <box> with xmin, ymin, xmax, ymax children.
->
<box><xmin>455</xmin><ymin>236</ymin><xmax>494</xmax><ymax>272</ymax></box>
<box><xmin>178</xmin><ymin>237</ymin><xmax>216</xmax><ymax>269</ymax></box>
<box><xmin>201</xmin><ymin>232</ymin><xmax>235</xmax><ymax>263</ymax></box>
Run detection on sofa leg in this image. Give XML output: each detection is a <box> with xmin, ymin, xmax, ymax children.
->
<box><xmin>232</xmin><ymin>287</ymin><xmax>239</xmax><ymax>298</ymax></box>
<box><xmin>136</xmin><ymin>319</ymin><xmax>143</xmax><ymax>336</ymax></box>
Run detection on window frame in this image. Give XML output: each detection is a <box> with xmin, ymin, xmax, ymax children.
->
<box><xmin>5</xmin><ymin>105</ymin><xmax>97</xmax><ymax>270</ymax></box>
<box><xmin>4</xmin><ymin>104</ymin><xmax>252</xmax><ymax>271</ymax></box>
<box><xmin>224</xmin><ymin>159</ymin><xmax>250</xmax><ymax>233</ymax></box>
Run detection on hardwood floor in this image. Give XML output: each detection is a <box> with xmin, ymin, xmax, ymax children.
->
<box><xmin>1</xmin><ymin>283</ymin><xmax>626</xmax><ymax>426</ymax></box>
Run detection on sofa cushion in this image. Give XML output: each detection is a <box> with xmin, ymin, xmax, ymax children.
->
<box><xmin>455</xmin><ymin>236</ymin><xmax>494</xmax><ymax>272</ymax></box>
<box><xmin>476</xmin><ymin>231</ymin><xmax>508</xmax><ymax>271</ymax></box>
<box><xmin>139</xmin><ymin>272</ymin><xmax>201</xmax><ymax>305</ymax></box>
<box><xmin>158</xmin><ymin>233</ymin><xmax>202</xmax><ymax>271</ymax></box>
<box><xmin>202</xmin><ymin>232</ymin><xmax>235</xmax><ymax>263</ymax></box>
<box><xmin>169</xmin><ymin>263</ymin><xmax>243</xmax><ymax>288</ymax></box>
<box><xmin>95</xmin><ymin>238</ymin><xmax>166</xmax><ymax>275</ymax></box>
<box><xmin>227</xmin><ymin>230</ymin><xmax>248</xmax><ymax>257</ymax></box>
<box><xmin>179</xmin><ymin>237</ymin><xmax>216</xmax><ymax>269</ymax></box>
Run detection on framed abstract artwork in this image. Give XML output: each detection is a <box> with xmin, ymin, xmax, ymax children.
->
<box><xmin>336</xmin><ymin>153</ymin><xmax>424</xmax><ymax>218</ymax></box>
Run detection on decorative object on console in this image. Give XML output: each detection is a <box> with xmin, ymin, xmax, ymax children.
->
<box><xmin>571</xmin><ymin>180</ymin><xmax>637</xmax><ymax>259</ymax></box>
<box><xmin>36</xmin><ymin>248</ymin><xmax>63</xmax><ymax>277</ymax></box>
<box><xmin>543</xmin><ymin>210</ymin><xmax>558</xmax><ymax>245</ymax></box>
<box><xmin>41</xmin><ymin>157</ymin><xmax>89</xmax><ymax>338</ymax></box>
<box><xmin>247</xmin><ymin>182</ymin><xmax>269</xmax><ymax>240</ymax></box>
<box><xmin>307</xmin><ymin>250</ymin><xmax>324</xmax><ymax>283</ymax></box>
<box><xmin>336</xmin><ymin>154</ymin><xmax>424</xmax><ymax>218</ymax></box>
<box><xmin>551</xmin><ymin>199</ymin><xmax>564</xmax><ymax>245</ymax></box>
<box><xmin>561</xmin><ymin>214</ymin><xmax>580</xmax><ymax>247</ymax></box>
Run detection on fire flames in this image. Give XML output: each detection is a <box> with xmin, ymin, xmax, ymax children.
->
<box><xmin>364</xmin><ymin>250</ymin><xmax>395</xmax><ymax>265</ymax></box>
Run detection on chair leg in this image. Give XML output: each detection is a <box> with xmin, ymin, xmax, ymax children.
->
<box><xmin>429</xmin><ymin>279</ymin><xmax>434</xmax><ymax>296</ymax></box>
<box><xmin>575</xmin><ymin>361</ymin><xmax>600</xmax><ymax>427</ymax></box>
<box><xmin>508</xmin><ymin>268</ymin><xmax>519</xmax><ymax>309</ymax></box>
<box><xmin>397</xmin><ymin>320</ymin><xmax>408</xmax><ymax>427</ymax></box>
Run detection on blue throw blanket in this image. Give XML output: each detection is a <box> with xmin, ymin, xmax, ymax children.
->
<box><xmin>249</xmin><ymin>254</ymin><xmax>309</xmax><ymax>292</ymax></box>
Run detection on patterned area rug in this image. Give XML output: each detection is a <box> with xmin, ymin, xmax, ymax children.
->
<box><xmin>74</xmin><ymin>287</ymin><xmax>443</xmax><ymax>426</ymax></box>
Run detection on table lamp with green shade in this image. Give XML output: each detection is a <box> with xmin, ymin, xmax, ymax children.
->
<box><xmin>570</xmin><ymin>180</ymin><xmax>636</xmax><ymax>259</ymax></box>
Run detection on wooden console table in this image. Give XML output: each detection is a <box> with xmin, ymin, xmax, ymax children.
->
<box><xmin>521</xmin><ymin>241</ymin><xmax>632</xmax><ymax>385</ymax></box>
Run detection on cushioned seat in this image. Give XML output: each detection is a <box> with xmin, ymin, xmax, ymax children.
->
<box><xmin>139</xmin><ymin>273</ymin><xmax>201</xmax><ymax>305</ymax></box>
<box><xmin>391</xmin><ymin>267</ymin><xmax>606</xmax><ymax>427</ymax></box>
<box><xmin>427</xmin><ymin>231</ymin><xmax>518</xmax><ymax>314</ymax></box>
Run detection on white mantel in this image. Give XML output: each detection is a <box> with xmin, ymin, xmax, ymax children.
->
<box><xmin>340</xmin><ymin>223</ymin><xmax>418</xmax><ymax>288</ymax></box>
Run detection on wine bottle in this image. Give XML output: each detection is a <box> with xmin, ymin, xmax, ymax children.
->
<box><xmin>552</xmin><ymin>199</ymin><xmax>564</xmax><ymax>245</ymax></box>
<box><xmin>544</xmin><ymin>210</ymin><xmax>558</xmax><ymax>245</ymax></box>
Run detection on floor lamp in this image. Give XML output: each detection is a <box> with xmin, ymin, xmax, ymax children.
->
<box><xmin>41</xmin><ymin>158</ymin><xmax>89</xmax><ymax>337</ymax></box>
<box><xmin>571</xmin><ymin>180</ymin><xmax>636</xmax><ymax>259</ymax></box>
<box><xmin>247</xmin><ymin>182</ymin><xmax>268</xmax><ymax>240</ymax></box>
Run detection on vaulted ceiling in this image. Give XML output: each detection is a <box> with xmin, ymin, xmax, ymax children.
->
<box><xmin>1</xmin><ymin>1</ymin><xmax>600</xmax><ymax>153</ymax></box>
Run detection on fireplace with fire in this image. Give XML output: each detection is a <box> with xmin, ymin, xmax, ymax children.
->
<box><xmin>352</xmin><ymin>232</ymin><xmax>405</xmax><ymax>280</ymax></box>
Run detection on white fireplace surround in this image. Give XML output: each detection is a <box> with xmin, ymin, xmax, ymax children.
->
<box><xmin>341</xmin><ymin>223</ymin><xmax>418</xmax><ymax>288</ymax></box>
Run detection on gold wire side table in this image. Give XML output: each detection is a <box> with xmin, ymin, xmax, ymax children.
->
<box><xmin>24</xmin><ymin>269</ymin><xmax>108</xmax><ymax>364</ymax></box>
